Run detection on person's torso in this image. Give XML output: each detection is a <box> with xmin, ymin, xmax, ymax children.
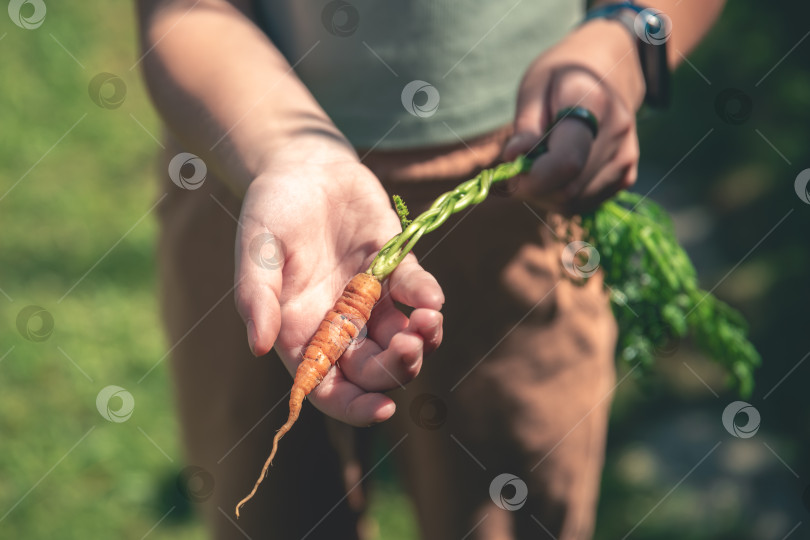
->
<box><xmin>254</xmin><ymin>0</ymin><xmax>582</xmax><ymax>149</ymax></box>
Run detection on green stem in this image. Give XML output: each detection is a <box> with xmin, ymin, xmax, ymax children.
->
<box><xmin>366</xmin><ymin>155</ymin><xmax>532</xmax><ymax>280</ymax></box>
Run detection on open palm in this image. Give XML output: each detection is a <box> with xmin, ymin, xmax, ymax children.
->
<box><xmin>234</xmin><ymin>159</ymin><xmax>444</xmax><ymax>426</ymax></box>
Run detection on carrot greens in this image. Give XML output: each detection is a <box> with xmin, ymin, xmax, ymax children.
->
<box><xmin>582</xmin><ymin>191</ymin><xmax>759</xmax><ymax>396</ymax></box>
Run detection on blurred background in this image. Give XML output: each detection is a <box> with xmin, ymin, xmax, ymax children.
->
<box><xmin>1</xmin><ymin>1</ymin><xmax>807</xmax><ymax>539</ymax></box>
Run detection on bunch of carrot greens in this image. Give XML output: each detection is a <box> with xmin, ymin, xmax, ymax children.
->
<box><xmin>581</xmin><ymin>190</ymin><xmax>759</xmax><ymax>395</ymax></box>
<box><xmin>235</xmin><ymin>151</ymin><xmax>760</xmax><ymax>516</ymax></box>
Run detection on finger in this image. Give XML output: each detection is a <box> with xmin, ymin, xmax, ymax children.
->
<box><xmin>341</xmin><ymin>307</ymin><xmax>444</xmax><ymax>388</ymax></box>
<box><xmin>309</xmin><ymin>370</ymin><xmax>396</xmax><ymax>426</ymax></box>
<box><xmin>562</xmin><ymin>109</ymin><xmax>632</xmax><ymax>202</ymax></box>
<box><xmin>406</xmin><ymin>308</ymin><xmax>443</xmax><ymax>355</ymax></box>
<box><xmin>567</xmin><ymin>130</ymin><xmax>639</xmax><ymax>212</ymax></box>
<box><xmin>368</xmin><ymin>298</ymin><xmax>443</xmax><ymax>351</ymax></box>
<box><xmin>572</xmin><ymin>160</ymin><xmax>637</xmax><ymax>213</ymax></box>
<box><xmin>559</xmin><ymin>140</ymin><xmax>618</xmax><ymax>204</ymax></box>
<box><xmin>340</xmin><ymin>308</ymin><xmax>442</xmax><ymax>391</ymax></box>
<box><xmin>365</xmin><ymin>294</ymin><xmax>409</xmax><ymax>347</ymax></box>
<box><xmin>502</xmin><ymin>73</ymin><xmax>548</xmax><ymax>161</ymax></box>
<box><xmin>234</xmin><ymin>223</ymin><xmax>285</xmax><ymax>356</ymax></box>
<box><xmin>344</xmin><ymin>392</ymin><xmax>397</xmax><ymax>425</ymax></box>
<box><xmin>386</xmin><ymin>254</ymin><xmax>445</xmax><ymax>310</ymax></box>
<box><xmin>513</xmin><ymin>118</ymin><xmax>594</xmax><ymax>200</ymax></box>
<box><xmin>502</xmin><ymin>132</ymin><xmax>542</xmax><ymax>163</ymax></box>
<box><xmin>340</xmin><ymin>330</ymin><xmax>424</xmax><ymax>392</ymax></box>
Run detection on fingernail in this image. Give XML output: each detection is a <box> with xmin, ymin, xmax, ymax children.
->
<box><xmin>430</xmin><ymin>321</ymin><xmax>442</xmax><ymax>344</ymax></box>
<box><xmin>504</xmin><ymin>133</ymin><xmax>532</xmax><ymax>154</ymax></box>
<box><xmin>406</xmin><ymin>353</ymin><xmax>422</xmax><ymax>373</ymax></box>
<box><xmin>246</xmin><ymin>319</ymin><xmax>257</xmax><ymax>355</ymax></box>
<box><xmin>502</xmin><ymin>138</ymin><xmax>519</xmax><ymax>159</ymax></box>
<box><xmin>373</xmin><ymin>402</ymin><xmax>397</xmax><ymax>423</ymax></box>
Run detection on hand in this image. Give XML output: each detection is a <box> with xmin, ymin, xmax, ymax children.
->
<box><xmin>502</xmin><ymin>19</ymin><xmax>646</xmax><ymax>214</ymax></box>
<box><xmin>234</xmin><ymin>139</ymin><xmax>444</xmax><ymax>427</ymax></box>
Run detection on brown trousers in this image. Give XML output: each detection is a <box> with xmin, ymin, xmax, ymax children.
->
<box><xmin>157</xmin><ymin>126</ymin><xmax>617</xmax><ymax>540</ymax></box>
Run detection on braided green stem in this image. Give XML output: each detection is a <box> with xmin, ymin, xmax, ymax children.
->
<box><xmin>367</xmin><ymin>155</ymin><xmax>533</xmax><ymax>280</ymax></box>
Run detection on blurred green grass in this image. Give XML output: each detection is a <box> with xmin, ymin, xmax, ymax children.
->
<box><xmin>0</xmin><ymin>2</ymin><xmax>205</xmax><ymax>538</ymax></box>
<box><xmin>0</xmin><ymin>3</ymin><xmax>417</xmax><ymax>538</ymax></box>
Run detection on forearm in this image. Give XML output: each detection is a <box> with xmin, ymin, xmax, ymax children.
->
<box><xmin>134</xmin><ymin>0</ymin><xmax>356</xmax><ymax>196</ymax></box>
<box><xmin>591</xmin><ymin>0</ymin><xmax>726</xmax><ymax>68</ymax></box>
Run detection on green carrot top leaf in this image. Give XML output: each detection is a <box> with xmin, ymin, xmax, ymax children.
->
<box><xmin>392</xmin><ymin>194</ymin><xmax>411</xmax><ymax>230</ymax></box>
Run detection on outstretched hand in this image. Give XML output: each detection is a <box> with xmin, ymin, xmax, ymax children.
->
<box><xmin>234</xmin><ymin>143</ymin><xmax>444</xmax><ymax>427</ymax></box>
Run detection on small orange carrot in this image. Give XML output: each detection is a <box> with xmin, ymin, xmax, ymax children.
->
<box><xmin>236</xmin><ymin>271</ymin><xmax>381</xmax><ymax>517</ymax></box>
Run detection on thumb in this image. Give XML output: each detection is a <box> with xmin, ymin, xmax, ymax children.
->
<box><xmin>502</xmin><ymin>132</ymin><xmax>542</xmax><ymax>162</ymax></box>
<box><xmin>234</xmin><ymin>225</ymin><xmax>285</xmax><ymax>356</ymax></box>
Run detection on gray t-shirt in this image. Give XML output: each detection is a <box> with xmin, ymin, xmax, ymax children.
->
<box><xmin>256</xmin><ymin>0</ymin><xmax>582</xmax><ymax>149</ymax></box>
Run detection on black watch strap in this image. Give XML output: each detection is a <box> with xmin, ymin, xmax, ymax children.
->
<box><xmin>584</xmin><ymin>2</ymin><xmax>671</xmax><ymax>108</ymax></box>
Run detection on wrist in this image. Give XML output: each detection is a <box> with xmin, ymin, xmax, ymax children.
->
<box><xmin>248</xmin><ymin>132</ymin><xmax>377</xmax><ymax>204</ymax></box>
<box><xmin>573</xmin><ymin>18</ymin><xmax>646</xmax><ymax>110</ymax></box>
<box><xmin>257</xmin><ymin>130</ymin><xmax>359</xmax><ymax>173</ymax></box>
<box><xmin>582</xmin><ymin>2</ymin><xmax>672</xmax><ymax>108</ymax></box>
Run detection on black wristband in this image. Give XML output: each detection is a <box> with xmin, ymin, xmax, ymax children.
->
<box><xmin>583</xmin><ymin>2</ymin><xmax>671</xmax><ymax>108</ymax></box>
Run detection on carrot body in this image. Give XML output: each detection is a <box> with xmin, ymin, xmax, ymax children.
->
<box><xmin>236</xmin><ymin>272</ymin><xmax>382</xmax><ymax>517</ymax></box>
